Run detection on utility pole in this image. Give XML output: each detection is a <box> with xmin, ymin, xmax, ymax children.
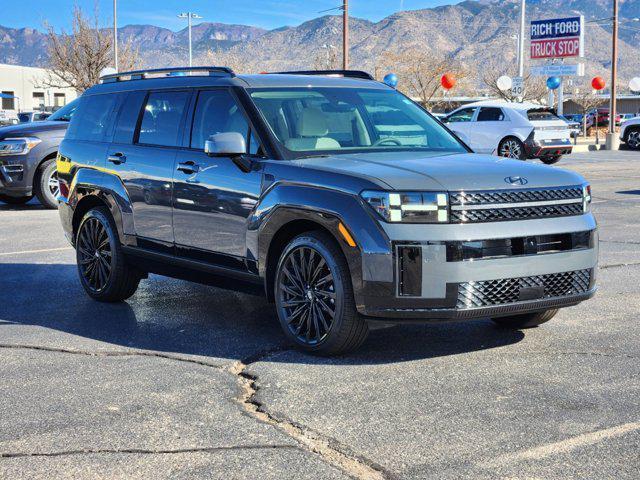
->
<box><xmin>342</xmin><ymin>0</ymin><xmax>349</xmax><ymax>70</ymax></box>
<box><xmin>517</xmin><ymin>0</ymin><xmax>525</xmax><ymax>78</ymax></box>
<box><xmin>178</xmin><ymin>12</ymin><xmax>202</xmax><ymax>67</ymax></box>
<box><xmin>113</xmin><ymin>0</ymin><xmax>118</xmax><ymax>71</ymax></box>
<box><xmin>606</xmin><ymin>0</ymin><xmax>619</xmax><ymax>149</ymax></box>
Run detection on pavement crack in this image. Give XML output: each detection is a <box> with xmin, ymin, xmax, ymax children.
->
<box><xmin>0</xmin><ymin>344</ymin><xmax>225</xmax><ymax>370</ymax></box>
<box><xmin>229</xmin><ymin>348</ymin><xmax>393</xmax><ymax>480</ymax></box>
<box><xmin>0</xmin><ymin>444</ymin><xmax>296</xmax><ymax>459</ymax></box>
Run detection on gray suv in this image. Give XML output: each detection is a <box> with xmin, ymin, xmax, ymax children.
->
<box><xmin>57</xmin><ymin>67</ymin><xmax>597</xmax><ymax>355</ymax></box>
<box><xmin>0</xmin><ymin>99</ymin><xmax>78</xmax><ymax>208</ymax></box>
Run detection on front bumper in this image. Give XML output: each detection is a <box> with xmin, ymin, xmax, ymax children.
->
<box><xmin>0</xmin><ymin>154</ymin><xmax>34</xmax><ymax>196</ymax></box>
<box><xmin>357</xmin><ymin>214</ymin><xmax>598</xmax><ymax>321</ymax></box>
<box><xmin>525</xmin><ymin>138</ymin><xmax>573</xmax><ymax>158</ymax></box>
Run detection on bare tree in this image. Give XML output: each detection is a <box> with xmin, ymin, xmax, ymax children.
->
<box><xmin>313</xmin><ymin>46</ymin><xmax>340</xmax><ymax>70</ymax></box>
<box><xmin>570</xmin><ymin>87</ymin><xmax>607</xmax><ymax>136</ymax></box>
<box><xmin>201</xmin><ymin>48</ymin><xmax>246</xmax><ymax>73</ymax></box>
<box><xmin>376</xmin><ymin>49</ymin><xmax>467</xmax><ymax>108</ymax></box>
<box><xmin>43</xmin><ymin>6</ymin><xmax>138</xmax><ymax>92</ymax></box>
<box><xmin>481</xmin><ymin>58</ymin><xmax>546</xmax><ymax>103</ymax></box>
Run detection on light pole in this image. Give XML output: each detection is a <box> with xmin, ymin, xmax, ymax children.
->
<box><xmin>113</xmin><ymin>0</ymin><xmax>118</xmax><ymax>71</ymax></box>
<box><xmin>342</xmin><ymin>0</ymin><xmax>349</xmax><ymax>69</ymax></box>
<box><xmin>606</xmin><ymin>0</ymin><xmax>619</xmax><ymax>150</ymax></box>
<box><xmin>517</xmin><ymin>0</ymin><xmax>525</xmax><ymax>78</ymax></box>
<box><xmin>178</xmin><ymin>12</ymin><xmax>203</xmax><ymax>67</ymax></box>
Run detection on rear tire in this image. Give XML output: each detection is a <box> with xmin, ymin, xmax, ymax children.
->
<box><xmin>0</xmin><ymin>194</ymin><xmax>33</xmax><ymax>205</ymax></box>
<box><xmin>541</xmin><ymin>155</ymin><xmax>562</xmax><ymax>165</ymax></box>
<box><xmin>492</xmin><ymin>309</ymin><xmax>558</xmax><ymax>329</ymax></box>
<box><xmin>274</xmin><ymin>231</ymin><xmax>368</xmax><ymax>356</ymax></box>
<box><xmin>498</xmin><ymin>137</ymin><xmax>526</xmax><ymax>160</ymax></box>
<box><xmin>76</xmin><ymin>207</ymin><xmax>141</xmax><ymax>302</ymax></box>
<box><xmin>34</xmin><ymin>158</ymin><xmax>59</xmax><ymax>209</ymax></box>
<box><xmin>625</xmin><ymin>127</ymin><xmax>640</xmax><ymax>150</ymax></box>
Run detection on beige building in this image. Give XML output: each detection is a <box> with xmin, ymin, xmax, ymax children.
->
<box><xmin>0</xmin><ymin>63</ymin><xmax>78</xmax><ymax>113</ymax></box>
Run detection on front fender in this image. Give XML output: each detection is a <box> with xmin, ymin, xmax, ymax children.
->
<box><xmin>252</xmin><ymin>183</ymin><xmax>394</xmax><ymax>310</ymax></box>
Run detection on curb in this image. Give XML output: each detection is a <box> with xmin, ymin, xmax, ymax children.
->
<box><xmin>572</xmin><ymin>144</ymin><xmax>608</xmax><ymax>153</ymax></box>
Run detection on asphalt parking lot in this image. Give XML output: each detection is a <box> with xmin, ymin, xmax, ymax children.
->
<box><xmin>1</xmin><ymin>150</ymin><xmax>639</xmax><ymax>479</ymax></box>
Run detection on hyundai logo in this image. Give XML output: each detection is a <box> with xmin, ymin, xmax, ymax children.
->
<box><xmin>504</xmin><ymin>176</ymin><xmax>528</xmax><ymax>186</ymax></box>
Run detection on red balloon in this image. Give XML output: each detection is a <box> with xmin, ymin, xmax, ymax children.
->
<box><xmin>441</xmin><ymin>73</ymin><xmax>456</xmax><ymax>90</ymax></box>
<box><xmin>591</xmin><ymin>76</ymin><xmax>606</xmax><ymax>91</ymax></box>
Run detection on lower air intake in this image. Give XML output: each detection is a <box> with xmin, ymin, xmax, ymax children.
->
<box><xmin>456</xmin><ymin>269</ymin><xmax>592</xmax><ymax>308</ymax></box>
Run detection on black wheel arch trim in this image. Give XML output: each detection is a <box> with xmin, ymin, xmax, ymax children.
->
<box><xmin>254</xmin><ymin>183</ymin><xmax>393</xmax><ymax>308</ymax></box>
<box><xmin>65</xmin><ymin>168</ymin><xmax>135</xmax><ymax>247</ymax></box>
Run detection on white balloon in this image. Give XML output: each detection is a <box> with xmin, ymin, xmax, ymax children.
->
<box><xmin>99</xmin><ymin>67</ymin><xmax>118</xmax><ymax>78</ymax></box>
<box><xmin>629</xmin><ymin>77</ymin><xmax>640</xmax><ymax>92</ymax></box>
<box><xmin>497</xmin><ymin>75</ymin><xmax>513</xmax><ymax>91</ymax></box>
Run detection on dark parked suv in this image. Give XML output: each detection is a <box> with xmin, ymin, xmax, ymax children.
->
<box><xmin>57</xmin><ymin>67</ymin><xmax>597</xmax><ymax>355</ymax></box>
<box><xmin>0</xmin><ymin>99</ymin><xmax>78</xmax><ymax>207</ymax></box>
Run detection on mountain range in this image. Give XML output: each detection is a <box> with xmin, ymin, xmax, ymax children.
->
<box><xmin>1</xmin><ymin>0</ymin><xmax>638</xmax><ymax>89</ymax></box>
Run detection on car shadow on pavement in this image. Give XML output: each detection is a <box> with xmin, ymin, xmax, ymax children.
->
<box><xmin>0</xmin><ymin>263</ymin><xmax>524</xmax><ymax>365</ymax></box>
<box><xmin>616</xmin><ymin>189</ymin><xmax>640</xmax><ymax>195</ymax></box>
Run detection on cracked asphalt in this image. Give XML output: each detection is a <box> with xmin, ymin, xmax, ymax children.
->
<box><xmin>1</xmin><ymin>150</ymin><xmax>639</xmax><ymax>479</ymax></box>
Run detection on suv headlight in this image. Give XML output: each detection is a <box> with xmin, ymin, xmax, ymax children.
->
<box><xmin>0</xmin><ymin>137</ymin><xmax>41</xmax><ymax>156</ymax></box>
<box><xmin>361</xmin><ymin>191</ymin><xmax>449</xmax><ymax>223</ymax></box>
<box><xmin>582</xmin><ymin>184</ymin><xmax>591</xmax><ymax>212</ymax></box>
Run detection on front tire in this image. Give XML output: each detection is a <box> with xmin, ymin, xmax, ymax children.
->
<box><xmin>492</xmin><ymin>309</ymin><xmax>558</xmax><ymax>329</ymax></box>
<box><xmin>76</xmin><ymin>207</ymin><xmax>141</xmax><ymax>302</ymax></box>
<box><xmin>34</xmin><ymin>158</ymin><xmax>59</xmax><ymax>209</ymax></box>
<box><xmin>625</xmin><ymin>127</ymin><xmax>640</xmax><ymax>150</ymax></box>
<box><xmin>0</xmin><ymin>194</ymin><xmax>33</xmax><ymax>205</ymax></box>
<box><xmin>498</xmin><ymin>137</ymin><xmax>526</xmax><ymax>160</ymax></box>
<box><xmin>274</xmin><ymin>231</ymin><xmax>368</xmax><ymax>356</ymax></box>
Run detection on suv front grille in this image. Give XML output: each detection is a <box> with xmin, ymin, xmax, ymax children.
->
<box><xmin>449</xmin><ymin>187</ymin><xmax>583</xmax><ymax>206</ymax></box>
<box><xmin>449</xmin><ymin>186</ymin><xmax>584</xmax><ymax>223</ymax></box>
<box><xmin>450</xmin><ymin>203</ymin><xmax>583</xmax><ymax>223</ymax></box>
<box><xmin>456</xmin><ymin>269</ymin><xmax>591</xmax><ymax>309</ymax></box>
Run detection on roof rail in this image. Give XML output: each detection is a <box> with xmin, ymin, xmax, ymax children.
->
<box><xmin>100</xmin><ymin>66</ymin><xmax>235</xmax><ymax>83</ymax></box>
<box><xmin>271</xmin><ymin>69</ymin><xmax>374</xmax><ymax>80</ymax></box>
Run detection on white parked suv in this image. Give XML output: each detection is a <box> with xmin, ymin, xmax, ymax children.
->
<box><xmin>620</xmin><ymin>117</ymin><xmax>640</xmax><ymax>150</ymax></box>
<box><xmin>443</xmin><ymin>100</ymin><xmax>573</xmax><ymax>164</ymax></box>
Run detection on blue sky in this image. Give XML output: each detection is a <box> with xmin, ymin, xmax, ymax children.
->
<box><xmin>4</xmin><ymin>0</ymin><xmax>461</xmax><ymax>32</ymax></box>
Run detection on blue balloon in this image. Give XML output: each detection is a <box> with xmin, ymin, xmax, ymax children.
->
<box><xmin>383</xmin><ymin>73</ymin><xmax>398</xmax><ymax>88</ymax></box>
<box><xmin>546</xmin><ymin>76</ymin><xmax>561</xmax><ymax>90</ymax></box>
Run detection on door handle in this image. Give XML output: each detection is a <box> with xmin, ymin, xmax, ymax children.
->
<box><xmin>177</xmin><ymin>161</ymin><xmax>199</xmax><ymax>174</ymax></box>
<box><xmin>107</xmin><ymin>153</ymin><xmax>126</xmax><ymax>165</ymax></box>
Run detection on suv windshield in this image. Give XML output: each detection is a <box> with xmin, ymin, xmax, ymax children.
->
<box><xmin>48</xmin><ymin>98</ymin><xmax>80</xmax><ymax>122</ymax></box>
<box><xmin>249</xmin><ymin>87</ymin><xmax>466</xmax><ymax>156</ymax></box>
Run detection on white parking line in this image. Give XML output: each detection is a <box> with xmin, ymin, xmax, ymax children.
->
<box><xmin>483</xmin><ymin>422</ymin><xmax>640</xmax><ymax>466</ymax></box>
<box><xmin>0</xmin><ymin>247</ymin><xmax>72</xmax><ymax>257</ymax></box>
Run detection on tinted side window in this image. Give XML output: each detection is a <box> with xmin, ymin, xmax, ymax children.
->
<box><xmin>137</xmin><ymin>91</ymin><xmax>189</xmax><ymax>147</ymax></box>
<box><xmin>113</xmin><ymin>91</ymin><xmax>146</xmax><ymax>144</ymax></box>
<box><xmin>477</xmin><ymin>107</ymin><xmax>504</xmax><ymax>121</ymax></box>
<box><xmin>447</xmin><ymin>108</ymin><xmax>475</xmax><ymax>123</ymax></box>
<box><xmin>66</xmin><ymin>94</ymin><xmax>118</xmax><ymax>141</ymax></box>
<box><xmin>191</xmin><ymin>90</ymin><xmax>250</xmax><ymax>150</ymax></box>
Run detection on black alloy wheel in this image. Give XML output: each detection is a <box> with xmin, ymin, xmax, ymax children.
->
<box><xmin>278</xmin><ymin>245</ymin><xmax>336</xmax><ymax>345</ymax></box>
<box><xmin>76</xmin><ymin>207</ymin><xmax>141</xmax><ymax>302</ymax></box>
<box><xmin>275</xmin><ymin>231</ymin><xmax>369</xmax><ymax>356</ymax></box>
<box><xmin>77</xmin><ymin>216</ymin><xmax>113</xmax><ymax>293</ymax></box>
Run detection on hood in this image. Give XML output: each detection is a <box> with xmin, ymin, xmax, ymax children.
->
<box><xmin>0</xmin><ymin>120</ymin><xmax>68</xmax><ymax>139</ymax></box>
<box><xmin>294</xmin><ymin>152</ymin><xmax>585</xmax><ymax>191</ymax></box>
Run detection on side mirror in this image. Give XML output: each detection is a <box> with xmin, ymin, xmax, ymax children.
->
<box><xmin>204</xmin><ymin>132</ymin><xmax>246</xmax><ymax>157</ymax></box>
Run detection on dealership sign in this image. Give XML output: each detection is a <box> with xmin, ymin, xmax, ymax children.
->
<box><xmin>530</xmin><ymin>16</ymin><xmax>584</xmax><ymax>59</ymax></box>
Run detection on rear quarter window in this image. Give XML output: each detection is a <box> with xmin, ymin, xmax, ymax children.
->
<box><xmin>66</xmin><ymin>94</ymin><xmax>119</xmax><ymax>142</ymax></box>
<box><xmin>527</xmin><ymin>109</ymin><xmax>559</xmax><ymax>121</ymax></box>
